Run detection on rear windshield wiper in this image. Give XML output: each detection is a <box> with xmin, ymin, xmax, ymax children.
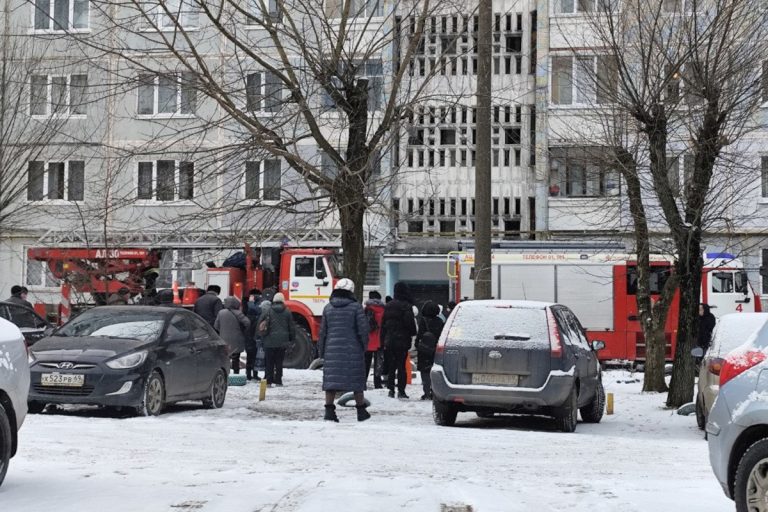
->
<box><xmin>493</xmin><ymin>334</ymin><xmax>531</xmax><ymax>341</ymax></box>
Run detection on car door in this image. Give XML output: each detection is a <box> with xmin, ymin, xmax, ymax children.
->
<box><xmin>554</xmin><ymin>307</ymin><xmax>592</xmax><ymax>404</ymax></box>
<box><xmin>187</xmin><ymin>313</ymin><xmax>221</xmax><ymax>391</ymax></box>
<box><xmin>289</xmin><ymin>255</ymin><xmax>332</xmax><ymax>316</ymax></box>
<box><xmin>567</xmin><ymin>308</ymin><xmax>600</xmax><ymax>401</ymax></box>
<box><xmin>6</xmin><ymin>304</ymin><xmax>49</xmax><ymax>345</ymax></box>
<box><xmin>158</xmin><ymin>313</ymin><xmax>199</xmax><ymax>400</ymax></box>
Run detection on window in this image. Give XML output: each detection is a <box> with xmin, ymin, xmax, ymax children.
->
<box><xmin>244</xmin><ymin>159</ymin><xmax>281</xmax><ymax>201</ymax></box>
<box><xmin>551</xmin><ymin>56</ymin><xmax>616</xmax><ymax>105</ymax></box>
<box><xmin>626</xmin><ymin>266</ymin><xmax>671</xmax><ymax>295</ymax></box>
<box><xmin>762</xmin><ymin>249</ymin><xmax>768</xmax><ymax>294</ymax></box>
<box><xmin>711</xmin><ymin>272</ymin><xmax>734</xmax><ymax>293</ymax></box>
<box><xmin>554</xmin><ymin>0</ymin><xmax>606</xmax><ymax>13</ymax></box>
<box><xmin>25</xmin><ymin>259</ymin><xmax>60</xmax><ymax>288</ymax></box>
<box><xmin>27</xmin><ymin>160</ymin><xmax>84</xmax><ymax>201</ymax></box>
<box><xmin>549</xmin><ymin>147</ymin><xmax>618</xmax><ymax>197</ymax></box>
<box><xmin>245</xmin><ymin>71</ymin><xmax>282</xmax><ymax>112</ymax></box>
<box><xmin>505</xmin><ymin>128</ymin><xmax>521</xmax><ymax>145</ymax></box>
<box><xmin>762</xmin><ymin>156</ymin><xmax>768</xmax><ymax>198</ymax></box>
<box><xmin>325</xmin><ymin>0</ymin><xmax>382</xmax><ymax>18</ymax></box>
<box><xmin>440</xmin><ymin>129</ymin><xmax>456</xmax><ymax>145</ymax></box>
<box><xmin>33</xmin><ymin>0</ymin><xmax>89</xmax><ymax>30</ymax></box>
<box><xmin>145</xmin><ymin>0</ymin><xmax>199</xmax><ymax>29</ymax></box>
<box><xmin>322</xmin><ymin>60</ymin><xmax>382</xmax><ymax>112</ymax></box>
<box><xmin>30</xmin><ymin>74</ymin><xmax>87</xmax><ymax>116</ymax></box>
<box><xmin>294</xmin><ymin>257</ymin><xmax>315</xmax><ymax>277</ymax></box>
<box><xmin>137</xmin><ymin>73</ymin><xmax>196</xmax><ymax>115</ymax></box>
<box><xmin>667</xmin><ymin>156</ymin><xmax>680</xmax><ymax>196</ymax></box>
<box><xmin>245</xmin><ymin>0</ymin><xmax>281</xmax><ymax>23</ymax></box>
<box><xmin>157</xmin><ymin>249</ymin><xmax>195</xmax><ymax>287</ymax></box>
<box><xmin>763</xmin><ymin>61</ymin><xmax>768</xmax><ymax>103</ymax></box>
<box><xmin>137</xmin><ymin>160</ymin><xmax>194</xmax><ymax>201</ymax></box>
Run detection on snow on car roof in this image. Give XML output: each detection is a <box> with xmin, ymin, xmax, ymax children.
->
<box><xmin>0</xmin><ymin>317</ymin><xmax>24</xmax><ymax>344</ymax></box>
<box><xmin>457</xmin><ymin>299</ymin><xmax>553</xmax><ymax>309</ymax></box>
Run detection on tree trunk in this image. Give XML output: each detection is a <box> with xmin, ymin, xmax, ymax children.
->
<box><xmin>473</xmin><ymin>0</ymin><xmax>492</xmax><ymax>300</ymax></box>
<box><xmin>667</xmin><ymin>245</ymin><xmax>703</xmax><ymax>407</ymax></box>
<box><xmin>338</xmin><ymin>199</ymin><xmax>366</xmax><ymax>299</ymax></box>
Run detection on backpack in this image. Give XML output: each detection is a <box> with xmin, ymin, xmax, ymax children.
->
<box><xmin>366</xmin><ymin>307</ymin><xmax>379</xmax><ymax>333</ymax></box>
<box><xmin>417</xmin><ymin>317</ymin><xmax>438</xmax><ymax>354</ymax></box>
<box><xmin>258</xmin><ymin>310</ymin><xmax>271</xmax><ymax>337</ymax></box>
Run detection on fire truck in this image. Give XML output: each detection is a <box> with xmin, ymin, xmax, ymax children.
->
<box><xmin>449</xmin><ymin>251</ymin><xmax>762</xmax><ymax>362</ymax></box>
<box><xmin>27</xmin><ymin>245</ymin><xmax>342</xmax><ymax>368</ymax></box>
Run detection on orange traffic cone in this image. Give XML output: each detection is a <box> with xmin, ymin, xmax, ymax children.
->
<box><xmin>182</xmin><ymin>282</ymin><xmax>200</xmax><ymax>305</ymax></box>
<box><xmin>405</xmin><ymin>353</ymin><xmax>413</xmax><ymax>385</ymax></box>
<box><xmin>172</xmin><ymin>280</ymin><xmax>181</xmax><ymax>305</ymax></box>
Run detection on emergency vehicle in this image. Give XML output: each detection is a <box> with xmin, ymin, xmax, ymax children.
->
<box><xmin>449</xmin><ymin>251</ymin><xmax>762</xmax><ymax>362</ymax></box>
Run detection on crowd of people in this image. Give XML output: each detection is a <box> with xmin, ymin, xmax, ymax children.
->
<box><xmin>187</xmin><ymin>278</ymin><xmax>454</xmax><ymax>422</ymax></box>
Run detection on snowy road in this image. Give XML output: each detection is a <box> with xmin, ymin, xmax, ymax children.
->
<box><xmin>2</xmin><ymin>370</ymin><xmax>731</xmax><ymax>512</ymax></box>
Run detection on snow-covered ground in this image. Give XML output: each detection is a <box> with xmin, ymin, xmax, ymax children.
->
<box><xmin>2</xmin><ymin>370</ymin><xmax>731</xmax><ymax>511</ymax></box>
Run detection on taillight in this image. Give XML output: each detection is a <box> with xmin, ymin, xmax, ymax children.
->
<box><xmin>546</xmin><ymin>308</ymin><xmax>563</xmax><ymax>358</ymax></box>
<box><xmin>435</xmin><ymin>333</ymin><xmax>447</xmax><ymax>355</ymax></box>
<box><xmin>720</xmin><ymin>351</ymin><xmax>767</xmax><ymax>387</ymax></box>
<box><xmin>707</xmin><ymin>357</ymin><xmax>725</xmax><ymax>376</ymax></box>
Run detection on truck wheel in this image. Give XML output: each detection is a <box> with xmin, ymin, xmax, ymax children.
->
<box><xmin>579</xmin><ymin>380</ymin><xmax>605</xmax><ymax>424</ymax></box>
<box><xmin>283</xmin><ymin>328</ymin><xmax>312</xmax><ymax>369</ymax></box>
<box><xmin>554</xmin><ymin>388</ymin><xmax>578</xmax><ymax>433</ymax></box>
<box><xmin>0</xmin><ymin>405</ymin><xmax>11</xmax><ymax>487</ymax></box>
<box><xmin>433</xmin><ymin>400</ymin><xmax>458</xmax><ymax>427</ymax></box>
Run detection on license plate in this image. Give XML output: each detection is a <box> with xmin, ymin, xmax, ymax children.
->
<box><xmin>472</xmin><ymin>373</ymin><xmax>519</xmax><ymax>386</ymax></box>
<box><xmin>41</xmin><ymin>373</ymin><xmax>85</xmax><ymax>387</ymax></box>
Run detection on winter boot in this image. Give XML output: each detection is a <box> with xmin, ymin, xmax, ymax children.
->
<box><xmin>356</xmin><ymin>405</ymin><xmax>371</xmax><ymax>422</ymax></box>
<box><xmin>398</xmin><ymin>391</ymin><xmax>409</xmax><ymax>399</ymax></box>
<box><xmin>324</xmin><ymin>404</ymin><xmax>339</xmax><ymax>423</ymax></box>
<box><xmin>246</xmin><ymin>368</ymin><xmax>253</xmax><ymax>381</ymax></box>
<box><xmin>388</xmin><ymin>389</ymin><xmax>395</xmax><ymax>398</ymax></box>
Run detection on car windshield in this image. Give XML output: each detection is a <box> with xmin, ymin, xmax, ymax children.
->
<box><xmin>56</xmin><ymin>309</ymin><xmax>165</xmax><ymax>342</ymax></box>
<box><xmin>447</xmin><ymin>304</ymin><xmax>549</xmax><ymax>348</ymax></box>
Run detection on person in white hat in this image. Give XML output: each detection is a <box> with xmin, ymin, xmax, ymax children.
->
<box><xmin>318</xmin><ymin>278</ymin><xmax>371</xmax><ymax>422</ymax></box>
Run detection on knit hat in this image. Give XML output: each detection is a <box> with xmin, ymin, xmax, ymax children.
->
<box><xmin>335</xmin><ymin>278</ymin><xmax>355</xmax><ymax>293</ymax></box>
<box><xmin>273</xmin><ymin>292</ymin><xmax>285</xmax><ymax>303</ymax></box>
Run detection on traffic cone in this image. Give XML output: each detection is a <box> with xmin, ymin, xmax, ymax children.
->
<box><xmin>182</xmin><ymin>282</ymin><xmax>200</xmax><ymax>305</ymax></box>
<box><xmin>172</xmin><ymin>280</ymin><xmax>181</xmax><ymax>305</ymax></box>
<box><xmin>405</xmin><ymin>354</ymin><xmax>413</xmax><ymax>385</ymax></box>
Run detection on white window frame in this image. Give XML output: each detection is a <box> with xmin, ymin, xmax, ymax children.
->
<box><xmin>29</xmin><ymin>74</ymin><xmax>88</xmax><ymax>118</ymax></box>
<box><xmin>245</xmin><ymin>70</ymin><xmax>283</xmax><ymax>114</ymax></box>
<box><xmin>136</xmin><ymin>73</ymin><xmax>196</xmax><ymax>117</ymax></box>
<box><xmin>550</xmin><ymin>55</ymin><xmax>615</xmax><ymax>107</ymax></box>
<box><xmin>25</xmin><ymin>257</ymin><xmax>61</xmax><ymax>289</ymax></box>
<box><xmin>136</xmin><ymin>160</ymin><xmax>195</xmax><ymax>202</ymax></box>
<box><xmin>325</xmin><ymin>0</ymin><xmax>383</xmax><ymax>19</ymax></box>
<box><xmin>30</xmin><ymin>0</ymin><xmax>90</xmax><ymax>33</ymax></box>
<box><xmin>242</xmin><ymin>159</ymin><xmax>282</xmax><ymax>203</ymax></box>
<box><xmin>245</xmin><ymin>0</ymin><xmax>281</xmax><ymax>25</ymax></box>
<box><xmin>143</xmin><ymin>0</ymin><xmax>199</xmax><ymax>31</ymax></box>
<box><xmin>552</xmin><ymin>0</ymin><xmax>608</xmax><ymax>15</ymax></box>
<box><xmin>26</xmin><ymin>160</ymin><xmax>85</xmax><ymax>203</ymax></box>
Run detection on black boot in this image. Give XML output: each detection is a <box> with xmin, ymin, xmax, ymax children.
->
<box><xmin>246</xmin><ymin>368</ymin><xmax>253</xmax><ymax>381</ymax></box>
<box><xmin>356</xmin><ymin>405</ymin><xmax>371</xmax><ymax>422</ymax></box>
<box><xmin>324</xmin><ymin>404</ymin><xmax>339</xmax><ymax>423</ymax></box>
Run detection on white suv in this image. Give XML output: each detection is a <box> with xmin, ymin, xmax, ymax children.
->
<box><xmin>0</xmin><ymin>318</ymin><xmax>30</xmax><ymax>486</ymax></box>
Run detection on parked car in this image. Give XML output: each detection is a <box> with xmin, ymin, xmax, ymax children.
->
<box><xmin>693</xmin><ymin>313</ymin><xmax>768</xmax><ymax>430</ymax></box>
<box><xmin>0</xmin><ymin>318</ymin><xmax>30</xmax><ymax>487</ymax></box>
<box><xmin>707</xmin><ymin>320</ymin><xmax>768</xmax><ymax>511</ymax></box>
<box><xmin>430</xmin><ymin>300</ymin><xmax>605</xmax><ymax>432</ymax></box>
<box><xmin>0</xmin><ymin>300</ymin><xmax>53</xmax><ymax>346</ymax></box>
<box><xmin>27</xmin><ymin>306</ymin><xmax>230</xmax><ymax>416</ymax></box>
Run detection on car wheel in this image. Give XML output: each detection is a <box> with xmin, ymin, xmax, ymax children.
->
<box><xmin>695</xmin><ymin>394</ymin><xmax>706</xmax><ymax>431</ymax></box>
<box><xmin>27</xmin><ymin>401</ymin><xmax>46</xmax><ymax>414</ymax></box>
<box><xmin>554</xmin><ymin>387</ymin><xmax>578</xmax><ymax>433</ymax></box>
<box><xmin>283</xmin><ymin>327</ymin><xmax>312</xmax><ymax>369</ymax></box>
<box><xmin>0</xmin><ymin>405</ymin><xmax>11</xmax><ymax>487</ymax></box>
<box><xmin>735</xmin><ymin>438</ymin><xmax>768</xmax><ymax>512</ymax></box>
<box><xmin>202</xmin><ymin>369</ymin><xmax>228</xmax><ymax>409</ymax></box>
<box><xmin>433</xmin><ymin>400</ymin><xmax>458</xmax><ymax>427</ymax></box>
<box><xmin>137</xmin><ymin>371</ymin><xmax>165</xmax><ymax>417</ymax></box>
<box><xmin>579</xmin><ymin>380</ymin><xmax>606</xmax><ymax>424</ymax></box>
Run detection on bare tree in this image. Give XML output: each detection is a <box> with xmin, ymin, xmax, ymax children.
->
<box><xmin>52</xmin><ymin>0</ymin><xmax>477</xmax><ymax>291</ymax></box>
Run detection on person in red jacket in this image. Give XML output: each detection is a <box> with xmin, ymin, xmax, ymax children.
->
<box><xmin>364</xmin><ymin>290</ymin><xmax>386</xmax><ymax>389</ymax></box>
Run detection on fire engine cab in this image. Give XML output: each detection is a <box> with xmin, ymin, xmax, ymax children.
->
<box><xmin>450</xmin><ymin>251</ymin><xmax>761</xmax><ymax>362</ymax></box>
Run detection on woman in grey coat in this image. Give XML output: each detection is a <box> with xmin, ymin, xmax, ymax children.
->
<box><xmin>318</xmin><ymin>278</ymin><xmax>370</xmax><ymax>422</ymax></box>
<box><xmin>214</xmin><ymin>296</ymin><xmax>250</xmax><ymax>374</ymax></box>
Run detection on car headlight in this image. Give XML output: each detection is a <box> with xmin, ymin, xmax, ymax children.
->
<box><xmin>106</xmin><ymin>350</ymin><xmax>148</xmax><ymax>370</ymax></box>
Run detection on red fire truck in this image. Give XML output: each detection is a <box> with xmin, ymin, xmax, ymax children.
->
<box><xmin>27</xmin><ymin>245</ymin><xmax>342</xmax><ymax>368</ymax></box>
<box><xmin>449</xmin><ymin>251</ymin><xmax>762</xmax><ymax>362</ymax></box>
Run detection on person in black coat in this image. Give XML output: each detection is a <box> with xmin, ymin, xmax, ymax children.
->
<box><xmin>698</xmin><ymin>303</ymin><xmax>717</xmax><ymax>352</ymax></box>
<box><xmin>318</xmin><ymin>278</ymin><xmax>370</xmax><ymax>422</ymax></box>
<box><xmin>416</xmin><ymin>301</ymin><xmax>444</xmax><ymax>400</ymax></box>
<box><xmin>244</xmin><ymin>290</ymin><xmax>263</xmax><ymax>381</ymax></box>
<box><xmin>194</xmin><ymin>285</ymin><xmax>223</xmax><ymax>325</ymax></box>
<box><xmin>381</xmin><ymin>281</ymin><xmax>417</xmax><ymax>399</ymax></box>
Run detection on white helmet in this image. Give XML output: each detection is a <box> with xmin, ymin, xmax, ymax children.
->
<box><xmin>335</xmin><ymin>278</ymin><xmax>355</xmax><ymax>293</ymax></box>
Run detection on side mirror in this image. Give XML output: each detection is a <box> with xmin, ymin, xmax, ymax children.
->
<box><xmin>316</xmin><ymin>269</ymin><xmax>327</xmax><ymax>280</ymax></box>
<box><xmin>591</xmin><ymin>340</ymin><xmax>606</xmax><ymax>351</ymax></box>
<box><xmin>691</xmin><ymin>347</ymin><xmax>704</xmax><ymax>358</ymax></box>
